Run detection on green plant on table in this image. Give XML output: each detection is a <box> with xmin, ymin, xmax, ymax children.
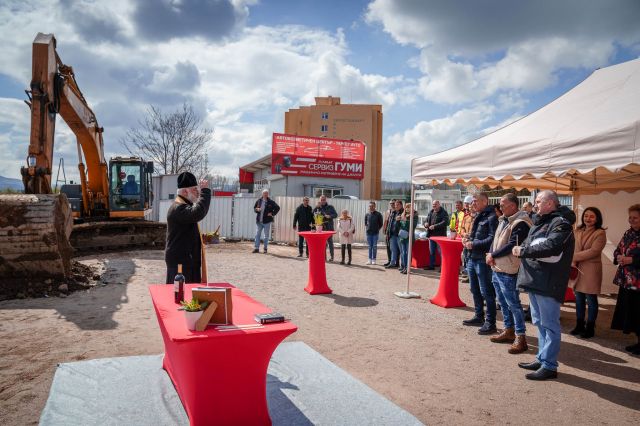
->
<box><xmin>179</xmin><ymin>297</ymin><xmax>209</xmax><ymax>312</ymax></box>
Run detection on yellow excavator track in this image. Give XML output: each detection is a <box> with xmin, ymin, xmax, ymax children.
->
<box><xmin>0</xmin><ymin>194</ymin><xmax>73</xmax><ymax>278</ymax></box>
<box><xmin>0</xmin><ymin>194</ymin><xmax>166</xmax><ymax>282</ymax></box>
<box><xmin>70</xmin><ymin>220</ymin><xmax>166</xmax><ymax>252</ymax></box>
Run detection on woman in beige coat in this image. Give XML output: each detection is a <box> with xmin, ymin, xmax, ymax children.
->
<box><xmin>571</xmin><ymin>207</ymin><xmax>607</xmax><ymax>338</ymax></box>
<box><xmin>337</xmin><ymin>209</ymin><xmax>355</xmax><ymax>265</ymax></box>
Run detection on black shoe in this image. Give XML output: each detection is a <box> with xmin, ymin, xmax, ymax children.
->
<box><xmin>340</xmin><ymin>260</ymin><xmax>345</xmax><ymax>265</ymax></box>
<box><xmin>424</xmin><ymin>266</ymin><xmax>435</xmax><ymax>270</ymax></box>
<box><xmin>400</xmin><ymin>269</ymin><xmax>407</xmax><ymax>274</ymax></box>
<box><xmin>477</xmin><ymin>322</ymin><xmax>497</xmax><ymax>335</ymax></box>
<box><xmin>297</xmin><ymin>253</ymin><xmax>303</xmax><ymax>258</ymax></box>
<box><xmin>263</xmin><ymin>249</ymin><xmax>268</xmax><ymax>253</ymax></box>
<box><xmin>252</xmin><ymin>249</ymin><xmax>259</xmax><ymax>253</ymax></box>
<box><xmin>580</xmin><ymin>322</ymin><xmax>595</xmax><ymax>339</ymax></box>
<box><xmin>330</xmin><ymin>257</ymin><xmax>334</xmax><ymax>262</ymax></box>
<box><xmin>526</xmin><ymin>368</ymin><xmax>557</xmax><ymax>381</ymax></box>
<box><xmin>383</xmin><ymin>262</ymin><xmax>391</xmax><ymax>267</ymax></box>
<box><xmin>518</xmin><ymin>361</ymin><xmax>542</xmax><ymax>371</ymax></box>
<box><xmin>462</xmin><ymin>316</ymin><xmax>485</xmax><ymax>326</ymax></box>
<box><xmin>385</xmin><ymin>263</ymin><xmax>398</xmax><ymax>269</ymax></box>
<box><xmin>570</xmin><ymin>321</ymin><xmax>585</xmax><ymax>336</ymax></box>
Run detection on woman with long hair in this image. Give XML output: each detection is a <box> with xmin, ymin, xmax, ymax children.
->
<box><xmin>570</xmin><ymin>207</ymin><xmax>607</xmax><ymax>338</ymax></box>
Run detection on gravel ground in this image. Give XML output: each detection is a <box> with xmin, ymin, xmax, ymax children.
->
<box><xmin>0</xmin><ymin>242</ymin><xmax>638</xmax><ymax>425</ymax></box>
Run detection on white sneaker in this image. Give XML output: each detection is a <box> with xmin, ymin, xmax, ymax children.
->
<box><xmin>372</xmin><ymin>260</ymin><xmax>376</xmax><ymax>265</ymax></box>
<box><xmin>366</xmin><ymin>260</ymin><xmax>372</xmax><ymax>265</ymax></box>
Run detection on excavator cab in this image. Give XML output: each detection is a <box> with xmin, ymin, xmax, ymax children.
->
<box><xmin>108</xmin><ymin>157</ymin><xmax>154</xmax><ymax>219</ymax></box>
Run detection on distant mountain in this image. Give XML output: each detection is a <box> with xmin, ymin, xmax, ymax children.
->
<box><xmin>0</xmin><ymin>176</ymin><xmax>23</xmax><ymax>192</ymax></box>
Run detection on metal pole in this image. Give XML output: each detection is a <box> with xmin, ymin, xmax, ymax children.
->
<box><xmin>395</xmin><ymin>160</ymin><xmax>420</xmax><ymax>299</ymax></box>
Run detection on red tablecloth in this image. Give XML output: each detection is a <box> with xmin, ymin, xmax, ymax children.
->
<box><xmin>298</xmin><ymin>231</ymin><xmax>336</xmax><ymax>294</ymax></box>
<box><xmin>428</xmin><ymin>237</ymin><xmax>466</xmax><ymax>308</ymax></box>
<box><xmin>150</xmin><ymin>284</ymin><xmax>297</xmax><ymax>425</ymax></box>
<box><xmin>411</xmin><ymin>239</ymin><xmax>441</xmax><ymax>268</ymax></box>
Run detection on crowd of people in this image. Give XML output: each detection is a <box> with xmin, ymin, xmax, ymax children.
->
<box><xmin>291</xmin><ymin>190</ymin><xmax>639</xmax><ymax>380</ymax></box>
<box><xmin>163</xmin><ymin>171</ymin><xmax>640</xmax><ymax>381</ymax></box>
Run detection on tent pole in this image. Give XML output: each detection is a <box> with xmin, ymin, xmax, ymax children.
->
<box><xmin>395</xmin><ymin>160</ymin><xmax>420</xmax><ymax>299</ymax></box>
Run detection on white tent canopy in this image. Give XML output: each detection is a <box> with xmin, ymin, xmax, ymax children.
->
<box><xmin>412</xmin><ymin>58</ymin><xmax>640</xmax><ymax>195</ymax></box>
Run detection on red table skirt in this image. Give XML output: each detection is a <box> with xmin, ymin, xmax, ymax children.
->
<box><xmin>411</xmin><ymin>239</ymin><xmax>441</xmax><ymax>268</ymax></box>
<box><xmin>150</xmin><ymin>284</ymin><xmax>297</xmax><ymax>425</ymax></box>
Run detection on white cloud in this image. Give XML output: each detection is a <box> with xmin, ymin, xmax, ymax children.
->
<box><xmin>367</xmin><ymin>0</ymin><xmax>640</xmax><ymax>104</ymax></box>
<box><xmin>383</xmin><ymin>103</ymin><xmax>496</xmax><ymax>180</ymax></box>
<box><xmin>0</xmin><ymin>2</ymin><xmax>408</xmax><ymax>180</ymax></box>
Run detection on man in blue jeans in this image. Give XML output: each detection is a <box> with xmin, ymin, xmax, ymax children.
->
<box><xmin>462</xmin><ymin>192</ymin><xmax>498</xmax><ymax>334</ymax></box>
<box><xmin>253</xmin><ymin>189</ymin><xmax>280</xmax><ymax>253</ymax></box>
<box><xmin>385</xmin><ymin>200</ymin><xmax>404</xmax><ymax>269</ymax></box>
<box><xmin>364</xmin><ymin>201</ymin><xmax>384</xmax><ymax>265</ymax></box>
<box><xmin>513</xmin><ymin>190</ymin><xmax>575</xmax><ymax>380</ymax></box>
<box><xmin>485</xmin><ymin>193</ymin><xmax>532</xmax><ymax>354</ymax></box>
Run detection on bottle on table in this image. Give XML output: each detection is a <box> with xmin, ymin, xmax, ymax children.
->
<box><xmin>174</xmin><ymin>264</ymin><xmax>185</xmax><ymax>304</ymax></box>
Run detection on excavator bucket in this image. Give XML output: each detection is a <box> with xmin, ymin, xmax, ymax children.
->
<box><xmin>0</xmin><ymin>194</ymin><xmax>73</xmax><ymax>279</ymax></box>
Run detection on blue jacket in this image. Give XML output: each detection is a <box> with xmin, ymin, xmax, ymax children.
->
<box><xmin>315</xmin><ymin>203</ymin><xmax>338</xmax><ymax>231</ymax></box>
<box><xmin>468</xmin><ymin>206</ymin><xmax>498</xmax><ymax>260</ymax></box>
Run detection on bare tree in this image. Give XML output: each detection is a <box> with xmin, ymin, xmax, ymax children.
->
<box><xmin>121</xmin><ymin>103</ymin><xmax>213</xmax><ymax>176</ymax></box>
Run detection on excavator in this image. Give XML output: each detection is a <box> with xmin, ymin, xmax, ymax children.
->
<box><xmin>0</xmin><ymin>33</ymin><xmax>165</xmax><ymax>279</ymax></box>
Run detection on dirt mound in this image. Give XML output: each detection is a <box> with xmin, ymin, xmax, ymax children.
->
<box><xmin>0</xmin><ymin>261</ymin><xmax>100</xmax><ymax>300</ymax></box>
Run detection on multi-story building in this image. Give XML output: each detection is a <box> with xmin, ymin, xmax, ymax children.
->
<box><xmin>284</xmin><ymin>96</ymin><xmax>383</xmax><ymax>199</ymax></box>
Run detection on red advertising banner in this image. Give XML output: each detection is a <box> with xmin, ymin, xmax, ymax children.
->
<box><xmin>271</xmin><ymin>133</ymin><xmax>365</xmax><ymax>179</ymax></box>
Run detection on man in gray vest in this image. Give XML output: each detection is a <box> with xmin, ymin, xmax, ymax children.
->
<box><xmin>485</xmin><ymin>193</ymin><xmax>532</xmax><ymax>354</ymax></box>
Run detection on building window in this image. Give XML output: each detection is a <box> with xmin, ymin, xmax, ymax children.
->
<box><xmin>321</xmin><ymin>124</ymin><xmax>328</xmax><ymax>132</ymax></box>
<box><xmin>313</xmin><ymin>187</ymin><xmax>343</xmax><ymax>198</ymax></box>
<box><xmin>321</xmin><ymin>112</ymin><xmax>329</xmax><ymax>120</ymax></box>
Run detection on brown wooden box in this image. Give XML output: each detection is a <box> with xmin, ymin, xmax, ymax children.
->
<box><xmin>191</xmin><ymin>287</ymin><xmax>233</xmax><ymax>325</ymax></box>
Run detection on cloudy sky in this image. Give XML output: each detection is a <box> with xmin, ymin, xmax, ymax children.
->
<box><xmin>0</xmin><ymin>0</ymin><xmax>639</xmax><ymax>183</ymax></box>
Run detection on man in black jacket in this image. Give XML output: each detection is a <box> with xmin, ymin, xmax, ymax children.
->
<box><xmin>293</xmin><ymin>196</ymin><xmax>313</xmax><ymax>257</ymax></box>
<box><xmin>165</xmin><ymin>172</ymin><xmax>211</xmax><ymax>284</ymax></box>
<box><xmin>253</xmin><ymin>189</ymin><xmax>280</xmax><ymax>253</ymax></box>
<box><xmin>423</xmin><ymin>200</ymin><xmax>449</xmax><ymax>270</ymax></box>
<box><xmin>513</xmin><ymin>190</ymin><xmax>575</xmax><ymax>381</ymax></box>
<box><xmin>318</xmin><ymin>195</ymin><xmax>338</xmax><ymax>261</ymax></box>
<box><xmin>382</xmin><ymin>199</ymin><xmax>396</xmax><ymax>266</ymax></box>
<box><xmin>365</xmin><ymin>201</ymin><xmax>384</xmax><ymax>265</ymax></box>
<box><xmin>462</xmin><ymin>193</ymin><xmax>498</xmax><ymax>334</ymax></box>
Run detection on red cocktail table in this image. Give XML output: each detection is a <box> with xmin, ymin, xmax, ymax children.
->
<box><xmin>298</xmin><ymin>231</ymin><xmax>336</xmax><ymax>294</ymax></box>
<box><xmin>150</xmin><ymin>284</ymin><xmax>297</xmax><ymax>425</ymax></box>
<box><xmin>411</xmin><ymin>239</ymin><xmax>441</xmax><ymax>268</ymax></box>
<box><xmin>428</xmin><ymin>237</ymin><xmax>466</xmax><ymax>308</ymax></box>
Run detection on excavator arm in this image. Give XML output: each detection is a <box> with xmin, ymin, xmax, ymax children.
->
<box><xmin>21</xmin><ymin>33</ymin><xmax>109</xmax><ymax>216</ymax></box>
<box><xmin>0</xmin><ymin>33</ymin><xmax>165</xmax><ymax>284</ymax></box>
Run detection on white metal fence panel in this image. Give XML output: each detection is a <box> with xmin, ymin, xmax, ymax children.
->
<box><xmin>158</xmin><ymin>200</ymin><xmax>171</xmax><ymax>224</ymax></box>
<box><xmin>233</xmin><ymin>197</ymin><xmax>260</xmax><ymax>239</ymax></box>
<box><xmin>157</xmin><ymin>198</ymin><xmax>233</xmax><ymax>236</ymax></box>
<box><xmin>273</xmin><ymin>196</ymin><xmax>303</xmax><ymax>244</ymax></box>
<box><xmin>200</xmin><ymin>198</ymin><xmax>233</xmax><ymax>236</ymax></box>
